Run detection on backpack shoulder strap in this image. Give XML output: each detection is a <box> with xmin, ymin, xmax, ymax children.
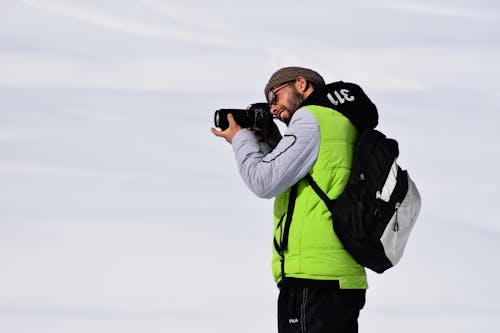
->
<box><xmin>305</xmin><ymin>174</ymin><xmax>333</xmax><ymax>207</ymax></box>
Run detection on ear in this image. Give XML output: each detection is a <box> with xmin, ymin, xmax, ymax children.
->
<box><xmin>295</xmin><ymin>76</ymin><xmax>309</xmax><ymax>93</ymax></box>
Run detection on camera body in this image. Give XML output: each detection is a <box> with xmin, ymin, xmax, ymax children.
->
<box><xmin>214</xmin><ymin>103</ymin><xmax>273</xmax><ymax>132</ymax></box>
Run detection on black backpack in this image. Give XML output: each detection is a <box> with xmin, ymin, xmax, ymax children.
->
<box><xmin>306</xmin><ymin>129</ymin><xmax>421</xmax><ymax>273</ymax></box>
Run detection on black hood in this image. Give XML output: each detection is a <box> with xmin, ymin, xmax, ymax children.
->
<box><xmin>301</xmin><ymin>81</ymin><xmax>378</xmax><ymax>131</ymax></box>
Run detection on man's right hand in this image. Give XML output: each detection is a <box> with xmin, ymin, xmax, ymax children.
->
<box><xmin>254</xmin><ymin>120</ymin><xmax>282</xmax><ymax>147</ymax></box>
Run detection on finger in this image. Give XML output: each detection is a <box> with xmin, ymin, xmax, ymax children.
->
<box><xmin>227</xmin><ymin>114</ymin><xmax>242</xmax><ymax>131</ymax></box>
<box><xmin>227</xmin><ymin>113</ymin><xmax>236</xmax><ymax>126</ymax></box>
<box><xmin>211</xmin><ymin>127</ymin><xmax>224</xmax><ymax>137</ymax></box>
<box><xmin>254</xmin><ymin>130</ymin><xmax>265</xmax><ymax>142</ymax></box>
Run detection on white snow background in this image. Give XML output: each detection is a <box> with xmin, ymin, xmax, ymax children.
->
<box><xmin>1</xmin><ymin>0</ymin><xmax>499</xmax><ymax>332</ymax></box>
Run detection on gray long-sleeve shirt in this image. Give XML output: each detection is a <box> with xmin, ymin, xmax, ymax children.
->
<box><xmin>231</xmin><ymin>108</ymin><xmax>321</xmax><ymax>199</ymax></box>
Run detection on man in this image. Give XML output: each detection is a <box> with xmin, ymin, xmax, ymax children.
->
<box><xmin>211</xmin><ymin>67</ymin><xmax>379</xmax><ymax>333</ymax></box>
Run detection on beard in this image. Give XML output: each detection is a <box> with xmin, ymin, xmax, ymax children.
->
<box><xmin>279</xmin><ymin>87</ymin><xmax>303</xmax><ymax>125</ymax></box>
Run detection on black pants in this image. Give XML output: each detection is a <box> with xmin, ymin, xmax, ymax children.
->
<box><xmin>278</xmin><ymin>284</ymin><xmax>366</xmax><ymax>333</ymax></box>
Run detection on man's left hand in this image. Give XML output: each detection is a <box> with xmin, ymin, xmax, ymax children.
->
<box><xmin>211</xmin><ymin>113</ymin><xmax>242</xmax><ymax>143</ymax></box>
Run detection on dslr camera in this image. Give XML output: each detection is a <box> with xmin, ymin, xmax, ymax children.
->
<box><xmin>214</xmin><ymin>103</ymin><xmax>273</xmax><ymax>132</ymax></box>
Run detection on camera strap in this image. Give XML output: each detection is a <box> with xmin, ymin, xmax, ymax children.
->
<box><xmin>275</xmin><ymin>183</ymin><xmax>298</xmax><ymax>286</ymax></box>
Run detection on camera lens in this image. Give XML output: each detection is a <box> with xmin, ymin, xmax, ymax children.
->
<box><xmin>214</xmin><ymin>110</ymin><xmax>230</xmax><ymax>130</ymax></box>
<box><xmin>214</xmin><ymin>111</ymin><xmax>220</xmax><ymax>128</ymax></box>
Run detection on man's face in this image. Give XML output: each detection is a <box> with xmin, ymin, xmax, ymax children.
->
<box><xmin>269</xmin><ymin>83</ymin><xmax>303</xmax><ymax>125</ymax></box>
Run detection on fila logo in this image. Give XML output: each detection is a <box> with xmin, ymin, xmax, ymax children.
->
<box><xmin>327</xmin><ymin>89</ymin><xmax>355</xmax><ymax>106</ymax></box>
<box><xmin>289</xmin><ymin>318</ymin><xmax>299</xmax><ymax>324</ymax></box>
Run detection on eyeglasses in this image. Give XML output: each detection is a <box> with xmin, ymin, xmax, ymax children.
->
<box><xmin>267</xmin><ymin>80</ymin><xmax>295</xmax><ymax>105</ymax></box>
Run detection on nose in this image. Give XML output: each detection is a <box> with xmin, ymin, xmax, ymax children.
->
<box><xmin>270</xmin><ymin>105</ymin><xmax>279</xmax><ymax>116</ymax></box>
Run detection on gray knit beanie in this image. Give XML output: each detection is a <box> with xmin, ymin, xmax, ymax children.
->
<box><xmin>264</xmin><ymin>66</ymin><xmax>325</xmax><ymax>99</ymax></box>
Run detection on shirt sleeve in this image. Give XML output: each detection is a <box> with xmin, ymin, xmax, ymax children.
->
<box><xmin>231</xmin><ymin>108</ymin><xmax>320</xmax><ymax>199</ymax></box>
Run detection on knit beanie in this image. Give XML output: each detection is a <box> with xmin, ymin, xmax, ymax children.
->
<box><xmin>264</xmin><ymin>66</ymin><xmax>325</xmax><ymax>99</ymax></box>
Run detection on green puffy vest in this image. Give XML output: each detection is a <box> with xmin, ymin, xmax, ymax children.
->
<box><xmin>272</xmin><ymin>105</ymin><xmax>368</xmax><ymax>289</ymax></box>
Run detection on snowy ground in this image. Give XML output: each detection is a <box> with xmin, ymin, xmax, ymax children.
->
<box><xmin>1</xmin><ymin>1</ymin><xmax>499</xmax><ymax>332</ymax></box>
